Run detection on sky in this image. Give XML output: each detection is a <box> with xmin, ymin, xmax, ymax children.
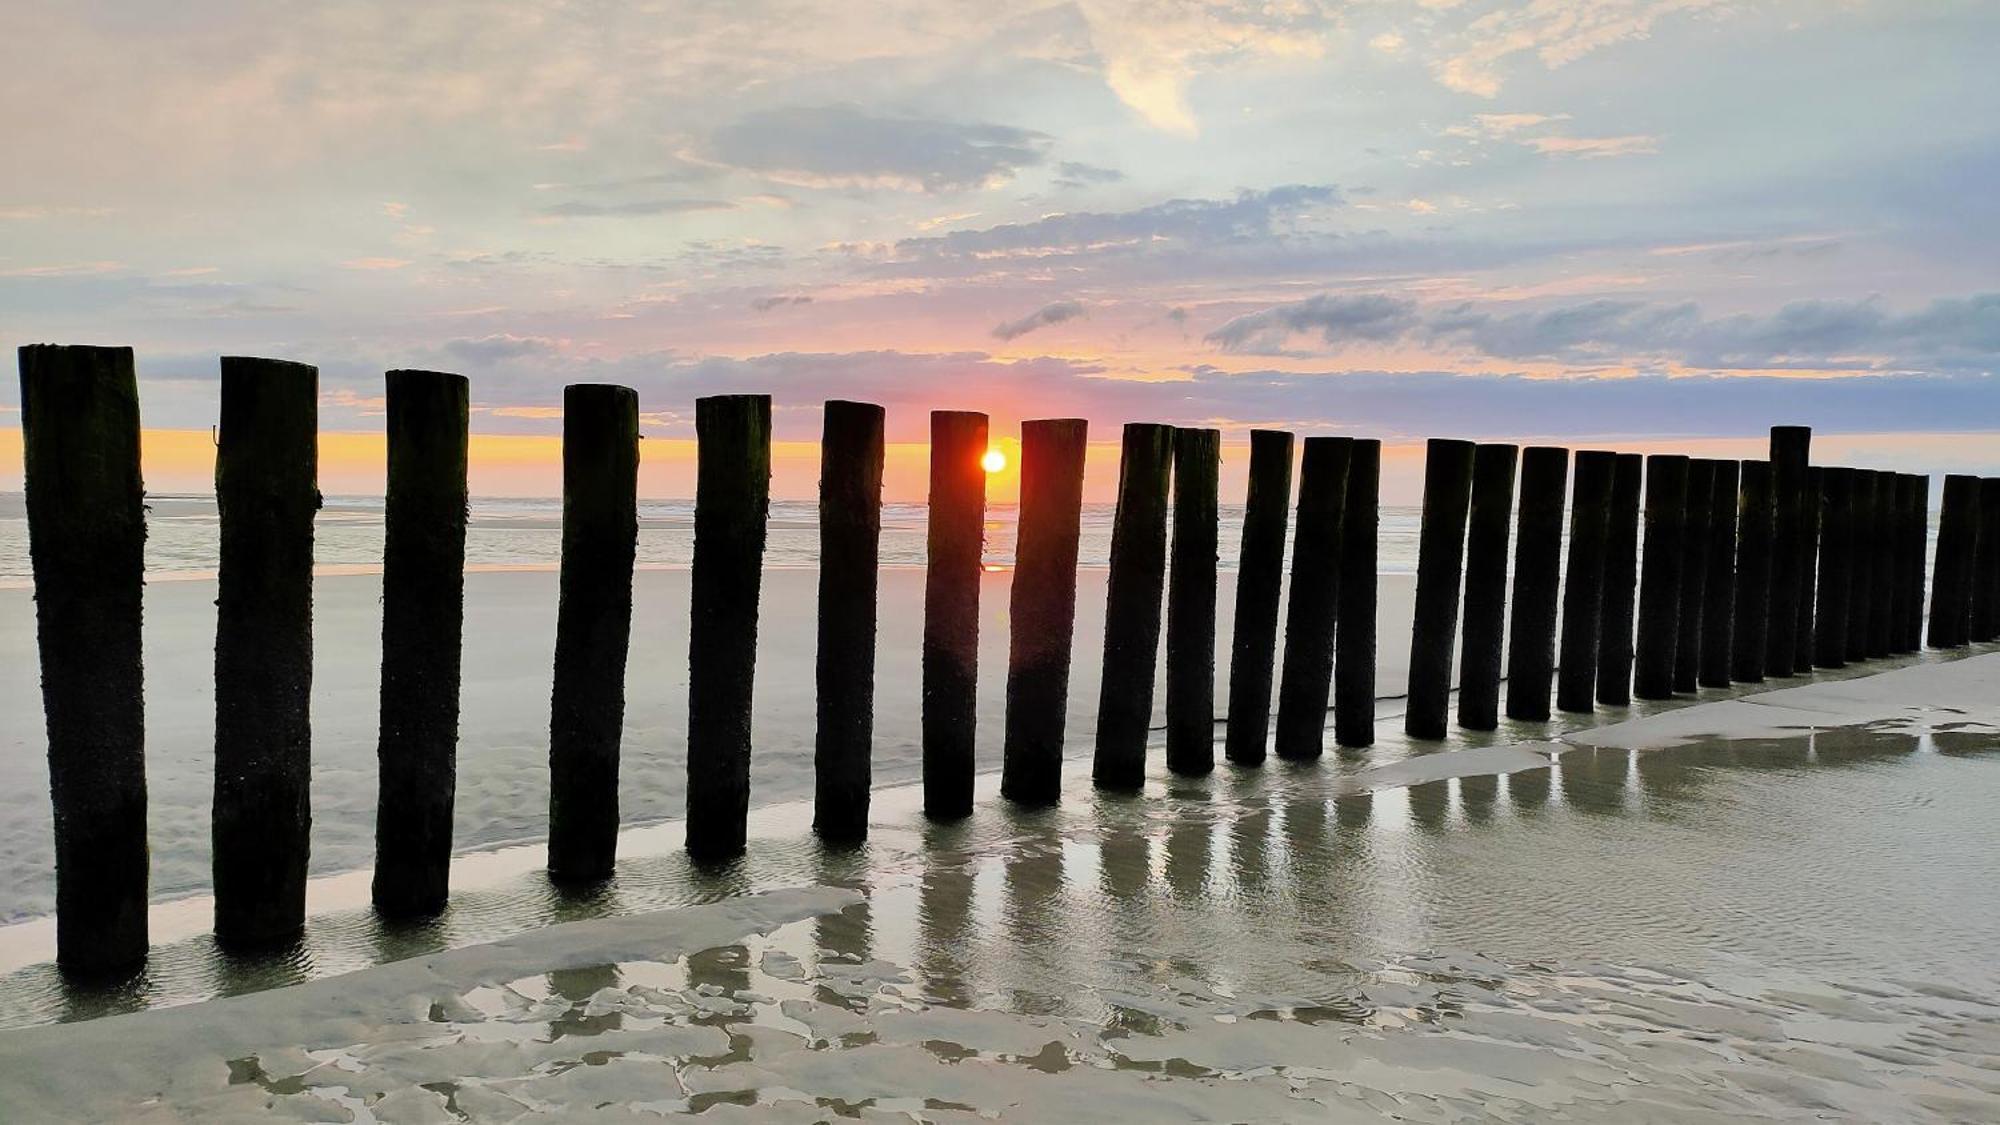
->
<box><xmin>3</xmin><ymin>0</ymin><xmax>1997</xmax><ymax>500</ymax></box>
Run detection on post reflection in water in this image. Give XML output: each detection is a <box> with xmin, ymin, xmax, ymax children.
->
<box><xmin>1458</xmin><ymin>773</ymin><xmax>1498</xmax><ymax>824</ymax></box>
<box><xmin>1559</xmin><ymin>747</ymin><xmax>1632</xmax><ymax>815</ymax></box>
<box><xmin>1407</xmin><ymin>778</ymin><xmax>1451</xmax><ymax>831</ymax></box>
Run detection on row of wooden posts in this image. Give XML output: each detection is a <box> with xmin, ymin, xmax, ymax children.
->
<box><xmin>16</xmin><ymin>344</ymin><xmax>1996</xmax><ymax>979</ymax></box>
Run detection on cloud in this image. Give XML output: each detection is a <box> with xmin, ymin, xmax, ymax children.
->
<box><xmin>708</xmin><ymin>105</ymin><xmax>1051</xmax><ymax>193</ymax></box>
<box><xmin>536</xmin><ymin>198</ymin><xmax>737</xmax><ymax>217</ymax></box>
<box><xmin>441</xmin><ymin>334</ymin><xmax>562</xmax><ymax>364</ymax></box>
<box><xmin>750</xmin><ymin>295</ymin><xmax>814</xmax><ymax>311</ymax></box>
<box><xmin>1432</xmin><ymin>0</ymin><xmax>1733</xmax><ymax>97</ymax></box>
<box><xmin>340</xmin><ymin>257</ymin><xmax>411</xmax><ymax>270</ymax></box>
<box><xmin>0</xmin><ymin>260</ymin><xmax>124</xmax><ymax>277</ymax></box>
<box><xmin>1053</xmin><ymin>161</ymin><xmax>1125</xmax><ymax>188</ymax></box>
<box><xmin>992</xmin><ymin>299</ymin><xmax>1087</xmax><ymax>340</ymax></box>
<box><xmin>1205</xmin><ymin>294</ymin><xmax>1419</xmax><ymax>353</ymax></box>
<box><xmin>1524</xmin><ymin>134</ymin><xmax>1660</xmax><ymax>159</ymax></box>
<box><xmin>893</xmin><ymin>183</ymin><xmax>1341</xmax><ymax>259</ymax></box>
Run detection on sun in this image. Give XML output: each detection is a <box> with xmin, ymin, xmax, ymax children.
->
<box><xmin>980</xmin><ymin>448</ymin><xmax>1007</xmax><ymax>474</ymax></box>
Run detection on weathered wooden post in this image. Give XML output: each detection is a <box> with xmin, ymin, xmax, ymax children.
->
<box><xmin>373</xmin><ymin>369</ymin><xmax>470</xmax><ymax>917</ymax></box>
<box><xmin>812</xmin><ymin>400</ymin><xmax>885</xmax><ymax>843</ymax></box>
<box><xmin>1223</xmin><ymin>430</ymin><xmax>1294</xmax><ymax>765</ymax></box>
<box><xmin>922</xmin><ymin>410</ymin><xmax>988</xmax><ymax>819</ymax></box>
<box><xmin>212</xmin><ymin>357</ymin><xmax>320</xmax><ymax>948</ymax></box>
<box><xmin>1596</xmin><ymin>453</ymin><xmax>1642</xmax><ymax>705</ymax></box>
<box><xmin>1094</xmin><ymin>423</ymin><xmax>1174</xmax><ymax>791</ymax></box>
<box><xmin>1406</xmin><ymin>439</ymin><xmax>1476</xmax><ymax>739</ymax></box>
<box><xmin>1457</xmin><ymin>443</ymin><xmax>1518</xmax><ymax>730</ymax></box>
<box><xmin>1897</xmin><ymin>475</ymin><xmax>1926</xmax><ymax>652</ymax></box>
<box><xmin>1930</xmin><ymin>474</ymin><xmax>1979</xmax><ymax>648</ymax></box>
<box><xmin>1813</xmin><ymin>467</ymin><xmax>1853</xmax><ymax>669</ymax></box>
<box><xmin>548</xmin><ymin>385</ymin><xmax>640</xmax><ymax>882</ymax></box>
<box><xmin>1002</xmin><ymin>419</ymin><xmax>1088</xmax><ymax>807</ymax></box>
<box><xmin>685</xmin><ymin>394</ymin><xmax>771</xmax><ymax>860</ymax></box>
<box><xmin>19</xmin><ymin>344</ymin><xmax>149</xmax><ymax>976</ymax></box>
<box><xmin>1274</xmin><ymin>437</ymin><xmax>1352</xmax><ymax>759</ymax></box>
<box><xmin>1633</xmin><ymin>455</ymin><xmax>1689</xmax><ymax>700</ymax></box>
<box><xmin>1334</xmin><ymin>439</ymin><xmax>1381</xmax><ymax>748</ymax></box>
<box><xmin>1672</xmin><ymin>458</ymin><xmax>1714</xmax><ymax>694</ymax></box>
<box><xmin>1166</xmin><ymin>428</ymin><xmax>1221</xmax><ymax>776</ymax></box>
<box><xmin>1846</xmin><ymin>470</ymin><xmax>1877</xmax><ymax>664</ymax></box>
<box><xmin>1868</xmin><ymin>473</ymin><xmax>1900</xmax><ymax>658</ymax></box>
<box><xmin>1794</xmin><ymin>466</ymin><xmax>1823</xmax><ymax>674</ymax></box>
<box><xmin>1505</xmin><ymin>447</ymin><xmax>1567</xmax><ymax>721</ymax></box>
<box><xmin>1730</xmin><ymin>460</ymin><xmax>1774</xmax><ymax>682</ymax></box>
<box><xmin>1766</xmin><ymin>426</ymin><xmax>1811</xmax><ymax>677</ymax></box>
<box><xmin>1973</xmin><ymin>478</ymin><xmax>2000</xmax><ymax>642</ymax></box>
<box><xmin>1699</xmin><ymin>460</ymin><xmax>1740</xmax><ymax>688</ymax></box>
<box><xmin>1885</xmin><ymin>474</ymin><xmax>1913</xmax><ymax>654</ymax></box>
<box><xmin>1557</xmin><ymin>451</ymin><xmax>1615</xmax><ymax>713</ymax></box>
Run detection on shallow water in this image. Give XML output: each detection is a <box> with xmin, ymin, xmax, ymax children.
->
<box><xmin>3</xmin><ymin>708</ymin><xmax>1998</xmax><ymax>1120</ymax></box>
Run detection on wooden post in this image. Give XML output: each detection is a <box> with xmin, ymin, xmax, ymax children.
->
<box><xmin>1223</xmin><ymin>430</ymin><xmax>1294</xmax><ymax>765</ymax></box>
<box><xmin>1456</xmin><ymin>443</ymin><xmax>1517</xmax><ymax>730</ymax></box>
<box><xmin>1845</xmin><ymin>470</ymin><xmax>1877</xmax><ymax>663</ymax></box>
<box><xmin>1896</xmin><ymin>475</ymin><xmax>1926</xmax><ymax>653</ymax></box>
<box><xmin>1633</xmin><ymin>454</ymin><xmax>1689</xmax><ymax>700</ymax></box>
<box><xmin>1813</xmin><ymin>467</ymin><xmax>1853</xmax><ymax>669</ymax></box>
<box><xmin>1556</xmin><ymin>451</ymin><xmax>1615</xmax><ymax>713</ymax></box>
<box><xmin>548</xmin><ymin>385</ymin><xmax>639</xmax><ymax>882</ymax></box>
<box><xmin>685</xmin><ymin>394</ymin><xmax>771</xmax><ymax>861</ymax></box>
<box><xmin>1672</xmin><ymin>458</ymin><xmax>1715</xmax><ymax>694</ymax></box>
<box><xmin>1093</xmin><ymin>423</ymin><xmax>1174</xmax><ymax>791</ymax></box>
<box><xmin>1973</xmin><ymin>479</ymin><xmax>2000</xmax><ymax>642</ymax></box>
<box><xmin>1766</xmin><ymin>426</ymin><xmax>1811</xmax><ymax>677</ymax></box>
<box><xmin>1166</xmin><ymin>428</ymin><xmax>1221</xmax><ymax>776</ymax></box>
<box><xmin>812</xmin><ymin>400</ymin><xmax>885</xmax><ymax>843</ymax></box>
<box><xmin>1596</xmin><ymin>453</ymin><xmax>1642</xmax><ymax>705</ymax></box>
<box><xmin>373</xmin><ymin>369</ymin><xmax>470</xmax><ymax>917</ymax></box>
<box><xmin>1334</xmin><ymin>439</ymin><xmax>1381</xmax><ymax>748</ymax></box>
<box><xmin>1730</xmin><ymin>460</ymin><xmax>1774</xmax><ymax>682</ymax></box>
<box><xmin>1794</xmin><ymin>466</ymin><xmax>1823</xmax><ymax>674</ymax></box>
<box><xmin>213</xmin><ymin>357</ymin><xmax>320</xmax><ymax>947</ymax></box>
<box><xmin>1274</xmin><ymin>437</ymin><xmax>1352</xmax><ymax>759</ymax></box>
<box><xmin>922</xmin><ymin>410</ymin><xmax>988</xmax><ymax>819</ymax></box>
<box><xmin>1868</xmin><ymin>472</ymin><xmax>1901</xmax><ymax>658</ymax></box>
<box><xmin>1885</xmin><ymin>473</ymin><xmax>1912</xmax><ymax>654</ymax></box>
<box><xmin>1930</xmin><ymin>474</ymin><xmax>1979</xmax><ymax>648</ymax></box>
<box><xmin>19</xmin><ymin>344</ymin><xmax>149</xmax><ymax>977</ymax></box>
<box><xmin>1002</xmin><ymin>419</ymin><xmax>1088</xmax><ymax>806</ymax></box>
<box><xmin>1406</xmin><ymin>438</ymin><xmax>1475</xmax><ymax>739</ymax></box>
<box><xmin>1699</xmin><ymin>459</ymin><xmax>1740</xmax><ymax>688</ymax></box>
<box><xmin>1505</xmin><ymin>446</ymin><xmax>1567</xmax><ymax>721</ymax></box>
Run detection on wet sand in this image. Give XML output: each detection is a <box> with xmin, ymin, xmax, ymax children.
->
<box><xmin>1</xmin><ymin>655</ymin><xmax>1998</xmax><ymax>1119</ymax></box>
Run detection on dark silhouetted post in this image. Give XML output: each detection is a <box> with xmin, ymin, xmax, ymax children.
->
<box><xmin>923</xmin><ymin>410</ymin><xmax>988</xmax><ymax>819</ymax></box>
<box><xmin>1457</xmin><ymin>443</ymin><xmax>1517</xmax><ymax>730</ymax></box>
<box><xmin>1794</xmin><ymin>467</ymin><xmax>1823</xmax><ymax>673</ymax></box>
<box><xmin>1166</xmin><ymin>428</ymin><xmax>1221</xmax><ymax>776</ymax></box>
<box><xmin>1767</xmin><ymin>426</ymin><xmax>1811</xmax><ymax>676</ymax></box>
<box><xmin>1885</xmin><ymin>474</ymin><xmax>1912</xmax><ymax>654</ymax></box>
<box><xmin>1895</xmin><ymin>475</ymin><xmax>1925</xmax><ymax>652</ymax></box>
<box><xmin>812</xmin><ymin>400</ymin><xmax>885</xmax><ymax>843</ymax></box>
<box><xmin>1505</xmin><ymin>447</ymin><xmax>1567</xmax><ymax>721</ymax></box>
<box><xmin>685</xmin><ymin>394</ymin><xmax>771</xmax><ymax>860</ymax></box>
<box><xmin>1846</xmin><ymin>470</ymin><xmax>1877</xmax><ymax>663</ymax></box>
<box><xmin>1223</xmin><ymin>430</ymin><xmax>1294</xmax><ymax>765</ymax></box>
<box><xmin>1856</xmin><ymin>470</ymin><xmax>1888</xmax><ymax>656</ymax></box>
<box><xmin>1813</xmin><ymin>467</ymin><xmax>1854</xmax><ymax>669</ymax></box>
<box><xmin>1974</xmin><ymin>479</ymin><xmax>2000</xmax><ymax>643</ymax></box>
<box><xmin>1094</xmin><ymin>423</ymin><xmax>1174</xmax><ymax>791</ymax></box>
<box><xmin>1731</xmin><ymin>460</ymin><xmax>1774</xmax><ymax>682</ymax></box>
<box><xmin>548</xmin><ymin>385</ymin><xmax>639</xmax><ymax>882</ymax></box>
<box><xmin>1672</xmin><ymin>459</ymin><xmax>1714</xmax><ymax>694</ymax></box>
<box><xmin>1406</xmin><ymin>439</ymin><xmax>1475</xmax><ymax>739</ymax></box>
<box><xmin>1002</xmin><ymin>419</ymin><xmax>1088</xmax><ymax>807</ymax></box>
<box><xmin>1930</xmin><ymin>474</ymin><xmax>1979</xmax><ymax>648</ymax></box>
<box><xmin>1274</xmin><ymin>437</ymin><xmax>1352</xmax><ymax>759</ymax></box>
<box><xmin>1699</xmin><ymin>460</ymin><xmax>1740</xmax><ymax>688</ymax></box>
<box><xmin>1557</xmin><ymin>451</ymin><xmax>1615</xmax><ymax>713</ymax></box>
<box><xmin>1908</xmin><ymin>475</ymin><xmax>1932</xmax><ymax>651</ymax></box>
<box><xmin>373</xmin><ymin>369</ymin><xmax>470</xmax><ymax>917</ymax></box>
<box><xmin>214</xmin><ymin>357</ymin><xmax>319</xmax><ymax>947</ymax></box>
<box><xmin>1596</xmin><ymin>453</ymin><xmax>1642</xmax><ymax>705</ymax></box>
<box><xmin>1334</xmin><ymin>439</ymin><xmax>1381</xmax><ymax>748</ymax></box>
<box><xmin>1633</xmin><ymin>455</ymin><xmax>1689</xmax><ymax>700</ymax></box>
<box><xmin>19</xmin><ymin>344</ymin><xmax>148</xmax><ymax>977</ymax></box>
